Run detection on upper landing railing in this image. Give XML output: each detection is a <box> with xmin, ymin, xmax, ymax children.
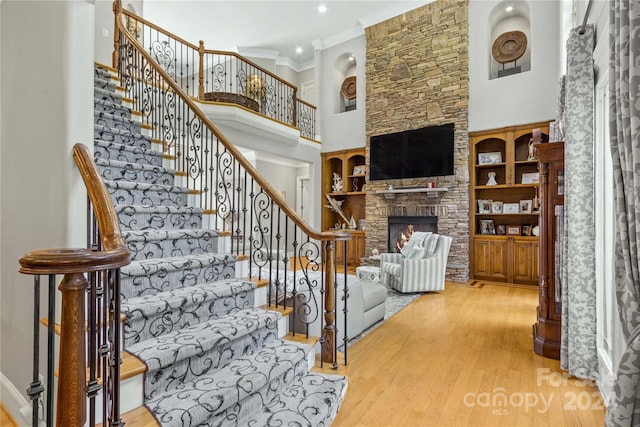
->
<box><xmin>119</xmin><ymin>8</ymin><xmax>317</xmax><ymax>140</ymax></box>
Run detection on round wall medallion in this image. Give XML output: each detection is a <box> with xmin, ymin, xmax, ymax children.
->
<box><xmin>341</xmin><ymin>76</ymin><xmax>356</xmax><ymax>100</ymax></box>
<box><xmin>492</xmin><ymin>31</ymin><xmax>527</xmax><ymax>64</ymax></box>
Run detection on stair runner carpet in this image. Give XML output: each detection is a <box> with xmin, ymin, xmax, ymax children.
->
<box><xmin>93</xmin><ymin>64</ymin><xmax>347</xmax><ymax>426</ymax></box>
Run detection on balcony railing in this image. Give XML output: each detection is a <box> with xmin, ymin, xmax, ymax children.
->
<box><xmin>119</xmin><ymin>7</ymin><xmax>317</xmax><ymax>139</ymax></box>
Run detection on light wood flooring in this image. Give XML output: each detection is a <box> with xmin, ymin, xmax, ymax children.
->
<box><xmin>322</xmin><ymin>281</ymin><xmax>605</xmax><ymax>427</ymax></box>
<box><xmin>1</xmin><ymin>281</ymin><xmax>605</xmax><ymax>426</ymax></box>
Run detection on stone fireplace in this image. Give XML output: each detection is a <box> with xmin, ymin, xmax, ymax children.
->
<box><xmin>364</xmin><ymin>0</ymin><xmax>469</xmax><ymax>282</ymax></box>
<box><xmin>388</xmin><ymin>216</ymin><xmax>438</xmax><ymax>253</ymax></box>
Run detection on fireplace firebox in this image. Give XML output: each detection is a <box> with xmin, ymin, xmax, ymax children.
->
<box><xmin>388</xmin><ymin>216</ymin><xmax>438</xmax><ymax>253</ymax></box>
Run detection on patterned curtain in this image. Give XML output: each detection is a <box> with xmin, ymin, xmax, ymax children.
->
<box><xmin>560</xmin><ymin>24</ymin><xmax>598</xmax><ymax>380</ymax></box>
<box><xmin>606</xmin><ymin>1</ymin><xmax>640</xmax><ymax>425</ymax></box>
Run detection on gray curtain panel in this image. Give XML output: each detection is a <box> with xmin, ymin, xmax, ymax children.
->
<box><xmin>606</xmin><ymin>1</ymin><xmax>640</xmax><ymax>425</ymax></box>
<box><xmin>560</xmin><ymin>24</ymin><xmax>598</xmax><ymax>380</ymax></box>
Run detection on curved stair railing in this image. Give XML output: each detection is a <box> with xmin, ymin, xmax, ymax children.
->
<box><xmin>117</xmin><ymin>4</ymin><xmax>317</xmax><ymax>139</ymax></box>
<box><xmin>113</xmin><ymin>0</ymin><xmax>350</xmax><ymax>367</ymax></box>
<box><xmin>19</xmin><ymin>144</ymin><xmax>131</xmax><ymax>426</ymax></box>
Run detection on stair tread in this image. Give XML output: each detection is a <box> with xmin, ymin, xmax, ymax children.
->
<box><xmin>94</xmin><ymin>110</ymin><xmax>140</xmax><ymax>127</ymax></box>
<box><xmin>122</xmin><ymin>279</ymin><xmax>255</xmax><ymax>312</ymax></box>
<box><xmin>126</xmin><ymin>308</ymin><xmax>282</xmax><ymax>369</ymax></box>
<box><xmin>95</xmin><ymin>139</ymin><xmax>163</xmax><ymax>156</ymax></box>
<box><xmin>121</xmin><ymin>252</ymin><xmax>236</xmax><ymax>275</ymax></box>
<box><xmin>103</xmin><ymin>178</ymin><xmax>188</xmax><ymax>193</ymax></box>
<box><xmin>115</xmin><ymin>204</ymin><xmax>204</xmax><ymax>214</ymax></box>
<box><xmin>243</xmin><ymin>372</ymin><xmax>348</xmax><ymax>427</ymax></box>
<box><xmin>95</xmin><ymin>157</ymin><xmax>175</xmax><ymax>174</ymax></box>
<box><xmin>145</xmin><ymin>338</ymin><xmax>310</xmax><ymax>426</ymax></box>
<box><xmin>123</xmin><ymin>228</ymin><xmax>219</xmax><ymax>242</ymax></box>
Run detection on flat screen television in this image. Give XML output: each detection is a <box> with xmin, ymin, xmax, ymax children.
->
<box><xmin>369</xmin><ymin>123</ymin><xmax>454</xmax><ymax>181</ymax></box>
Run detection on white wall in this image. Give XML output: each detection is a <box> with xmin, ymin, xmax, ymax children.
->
<box><xmin>468</xmin><ymin>0</ymin><xmax>562</xmax><ymax>131</ymax></box>
<box><xmin>318</xmin><ymin>35</ymin><xmax>367</xmax><ymax>152</ymax></box>
<box><xmin>0</xmin><ymin>1</ymin><xmax>94</xmax><ymax>421</ymax></box>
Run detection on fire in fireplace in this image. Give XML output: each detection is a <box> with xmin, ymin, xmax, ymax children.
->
<box><xmin>388</xmin><ymin>216</ymin><xmax>438</xmax><ymax>253</ymax></box>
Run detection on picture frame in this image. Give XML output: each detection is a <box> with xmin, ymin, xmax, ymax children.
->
<box><xmin>521</xmin><ymin>172</ymin><xmax>540</xmax><ymax>184</ymax></box>
<box><xmin>519</xmin><ymin>199</ymin><xmax>533</xmax><ymax>214</ymax></box>
<box><xmin>491</xmin><ymin>201</ymin><xmax>503</xmax><ymax>214</ymax></box>
<box><xmin>478</xmin><ymin>151</ymin><xmax>503</xmax><ymax>165</ymax></box>
<box><xmin>477</xmin><ymin>199</ymin><xmax>493</xmax><ymax>214</ymax></box>
<box><xmin>353</xmin><ymin>165</ymin><xmax>366</xmax><ymax>176</ymax></box>
<box><xmin>479</xmin><ymin>219</ymin><xmax>496</xmax><ymax>235</ymax></box>
<box><xmin>522</xmin><ymin>224</ymin><xmax>532</xmax><ymax>236</ymax></box>
<box><xmin>506</xmin><ymin>225</ymin><xmax>521</xmax><ymax>235</ymax></box>
<box><xmin>497</xmin><ymin>224</ymin><xmax>506</xmax><ymax>235</ymax></box>
<box><xmin>503</xmin><ymin>203</ymin><xmax>519</xmax><ymax>214</ymax></box>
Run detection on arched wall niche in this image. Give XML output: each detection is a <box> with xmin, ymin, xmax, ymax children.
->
<box><xmin>333</xmin><ymin>52</ymin><xmax>357</xmax><ymax>114</ymax></box>
<box><xmin>489</xmin><ymin>1</ymin><xmax>531</xmax><ymax>79</ymax></box>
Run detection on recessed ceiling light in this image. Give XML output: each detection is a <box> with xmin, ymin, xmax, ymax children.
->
<box><xmin>348</xmin><ymin>55</ymin><xmax>354</xmax><ymax>61</ymax></box>
<box><xmin>318</xmin><ymin>4</ymin><xmax>327</xmax><ymax>14</ymax></box>
<box><xmin>296</xmin><ymin>46</ymin><xmax>303</xmax><ymax>54</ymax></box>
<box><xmin>506</xmin><ymin>6</ymin><xmax>513</xmax><ymax>12</ymax></box>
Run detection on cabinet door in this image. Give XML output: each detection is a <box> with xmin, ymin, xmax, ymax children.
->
<box><xmin>473</xmin><ymin>239</ymin><xmax>492</xmax><ymax>278</ymax></box>
<box><xmin>473</xmin><ymin>239</ymin><xmax>507</xmax><ymax>280</ymax></box>
<box><xmin>532</xmin><ymin>241</ymin><xmax>540</xmax><ymax>283</ymax></box>
<box><xmin>513</xmin><ymin>240</ymin><xmax>534</xmax><ymax>283</ymax></box>
<box><xmin>354</xmin><ymin>233</ymin><xmax>366</xmax><ymax>264</ymax></box>
<box><xmin>489</xmin><ymin>240</ymin><xmax>508</xmax><ymax>281</ymax></box>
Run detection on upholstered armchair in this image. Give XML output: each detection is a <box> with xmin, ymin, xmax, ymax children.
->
<box><xmin>380</xmin><ymin>233</ymin><xmax>452</xmax><ymax>293</ymax></box>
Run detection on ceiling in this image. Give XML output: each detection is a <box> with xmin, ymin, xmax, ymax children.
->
<box><xmin>142</xmin><ymin>0</ymin><xmax>433</xmax><ymax>69</ymax></box>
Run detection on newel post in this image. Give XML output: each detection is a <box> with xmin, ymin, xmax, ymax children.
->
<box><xmin>198</xmin><ymin>41</ymin><xmax>205</xmax><ymax>99</ymax></box>
<box><xmin>112</xmin><ymin>0</ymin><xmax>122</xmax><ymax>68</ymax></box>
<box><xmin>322</xmin><ymin>240</ymin><xmax>337</xmax><ymax>365</ymax></box>
<box><xmin>57</xmin><ymin>272</ymin><xmax>88</xmax><ymax>427</ymax></box>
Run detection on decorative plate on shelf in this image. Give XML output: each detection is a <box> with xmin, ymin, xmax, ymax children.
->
<box><xmin>341</xmin><ymin>76</ymin><xmax>356</xmax><ymax>100</ymax></box>
<box><xmin>492</xmin><ymin>31</ymin><xmax>527</xmax><ymax>64</ymax></box>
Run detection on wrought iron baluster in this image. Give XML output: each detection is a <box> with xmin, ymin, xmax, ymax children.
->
<box><xmin>27</xmin><ymin>275</ymin><xmax>43</xmax><ymax>427</ymax></box>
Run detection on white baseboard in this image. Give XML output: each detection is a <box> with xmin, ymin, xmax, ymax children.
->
<box><xmin>0</xmin><ymin>371</ymin><xmax>38</xmax><ymax>426</ymax></box>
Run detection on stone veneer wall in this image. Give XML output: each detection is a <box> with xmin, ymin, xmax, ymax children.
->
<box><xmin>365</xmin><ymin>0</ymin><xmax>469</xmax><ymax>282</ymax></box>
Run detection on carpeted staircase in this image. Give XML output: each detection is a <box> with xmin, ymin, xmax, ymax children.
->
<box><xmin>92</xmin><ymin>63</ymin><xmax>347</xmax><ymax>426</ymax></box>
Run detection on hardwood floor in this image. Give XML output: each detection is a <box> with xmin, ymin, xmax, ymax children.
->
<box><xmin>0</xmin><ymin>403</ymin><xmax>17</xmax><ymax>427</ymax></box>
<box><xmin>2</xmin><ymin>281</ymin><xmax>605</xmax><ymax>426</ymax></box>
<box><xmin>327</xmin><ymin>281</ymin><xmax>605</xmax><ymax>427</ymax></box>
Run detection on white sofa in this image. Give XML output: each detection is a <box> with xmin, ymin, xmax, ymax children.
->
<box><xmin>380</xmin><ymin>233</ymin><xmax>452</xmax><ymax>293</ymax></box>
<box><xmin>290</xmin><ymin>273</ymin><xmax>387</xmax><ymax>348</ymax></box>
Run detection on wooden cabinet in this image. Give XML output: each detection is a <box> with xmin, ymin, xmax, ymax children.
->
<box><xmin>469</xmin><ymin>122</ymin><xmax>549</xmax><ymax>285</ymax></box>
<box><xmin>533</xmin><ymin>142</ymin><xmax>564</xmax><ymax>359</ymax></box>
<box><xmin>322</xmin><ymin>148</ymin><xmax>366</xmax><ymax>265</ymax></box>
<box><xmin>473</xmin><ymin>236</ymin><xmax>539</xmax><ymax>283</ymax></box>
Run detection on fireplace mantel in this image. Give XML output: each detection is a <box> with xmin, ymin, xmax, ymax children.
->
<box><xmin>375</xmin><ymin>187</ymin><xmax>448</xmax><ymax>200</ymax></box>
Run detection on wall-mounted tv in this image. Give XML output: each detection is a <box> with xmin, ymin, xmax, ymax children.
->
<box><xmin>369</xmin><ymin>123</ymin><xmax>455</xmax><ymax>181</ymax></box>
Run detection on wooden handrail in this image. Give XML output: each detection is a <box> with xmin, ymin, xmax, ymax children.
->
<box><xmin>73</xmin><ymin>143</ymin><xmax>126</xmax><ymax>251</ymax></box>
<box><xmin>114</xmin><ymin>7</ymin><xmax>349</xmax><ymax>244</ymax></box>
<box><xmin>297</xmin><ymin>97</ymin><xmax>317</xmax><ymax>109</ymax></box>
<box><xmin>120</xmin><ymin>8</ymin><xmax>298</xmax><ymax>92</ymax></box>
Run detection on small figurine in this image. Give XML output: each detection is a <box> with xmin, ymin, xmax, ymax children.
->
<box><xmin>332</xmin><ymin>172</ymin><xmax>343</xmax><ymax>192</ymax></box>
<box><xmin>527</xmin><ymin>138</ymin><xmax>537</xmax><ymax>160</ymax></box>
<box><xmin>486</xmin><ymin>171</ymin><xmax>498</xmax><ymax>186</ymax></box>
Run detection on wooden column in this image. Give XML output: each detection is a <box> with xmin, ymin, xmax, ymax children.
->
<box><xmin>322</xmin><ymin>241</ymin><xmax>337</xmax><ymax>364</ymax></box>
<box><xmin>57</xmin><ymin>272</ymin><xmax>88</xmax><ymax>427</ymax></box>
<box><xmin>198</xmin><ymin>41</ymin><xmax>205</xmax><ymax>99</ymax></box>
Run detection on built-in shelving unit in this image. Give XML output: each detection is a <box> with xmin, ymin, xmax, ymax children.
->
<box><xmin>321</xmin><ymin>148</ymin><xmax>366</xmax><ymax>265</ymax></box>
<box><xmin>469</xmin><ymin>121</ymin><xmax>550</xmax><ymax>285</ymax></box>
